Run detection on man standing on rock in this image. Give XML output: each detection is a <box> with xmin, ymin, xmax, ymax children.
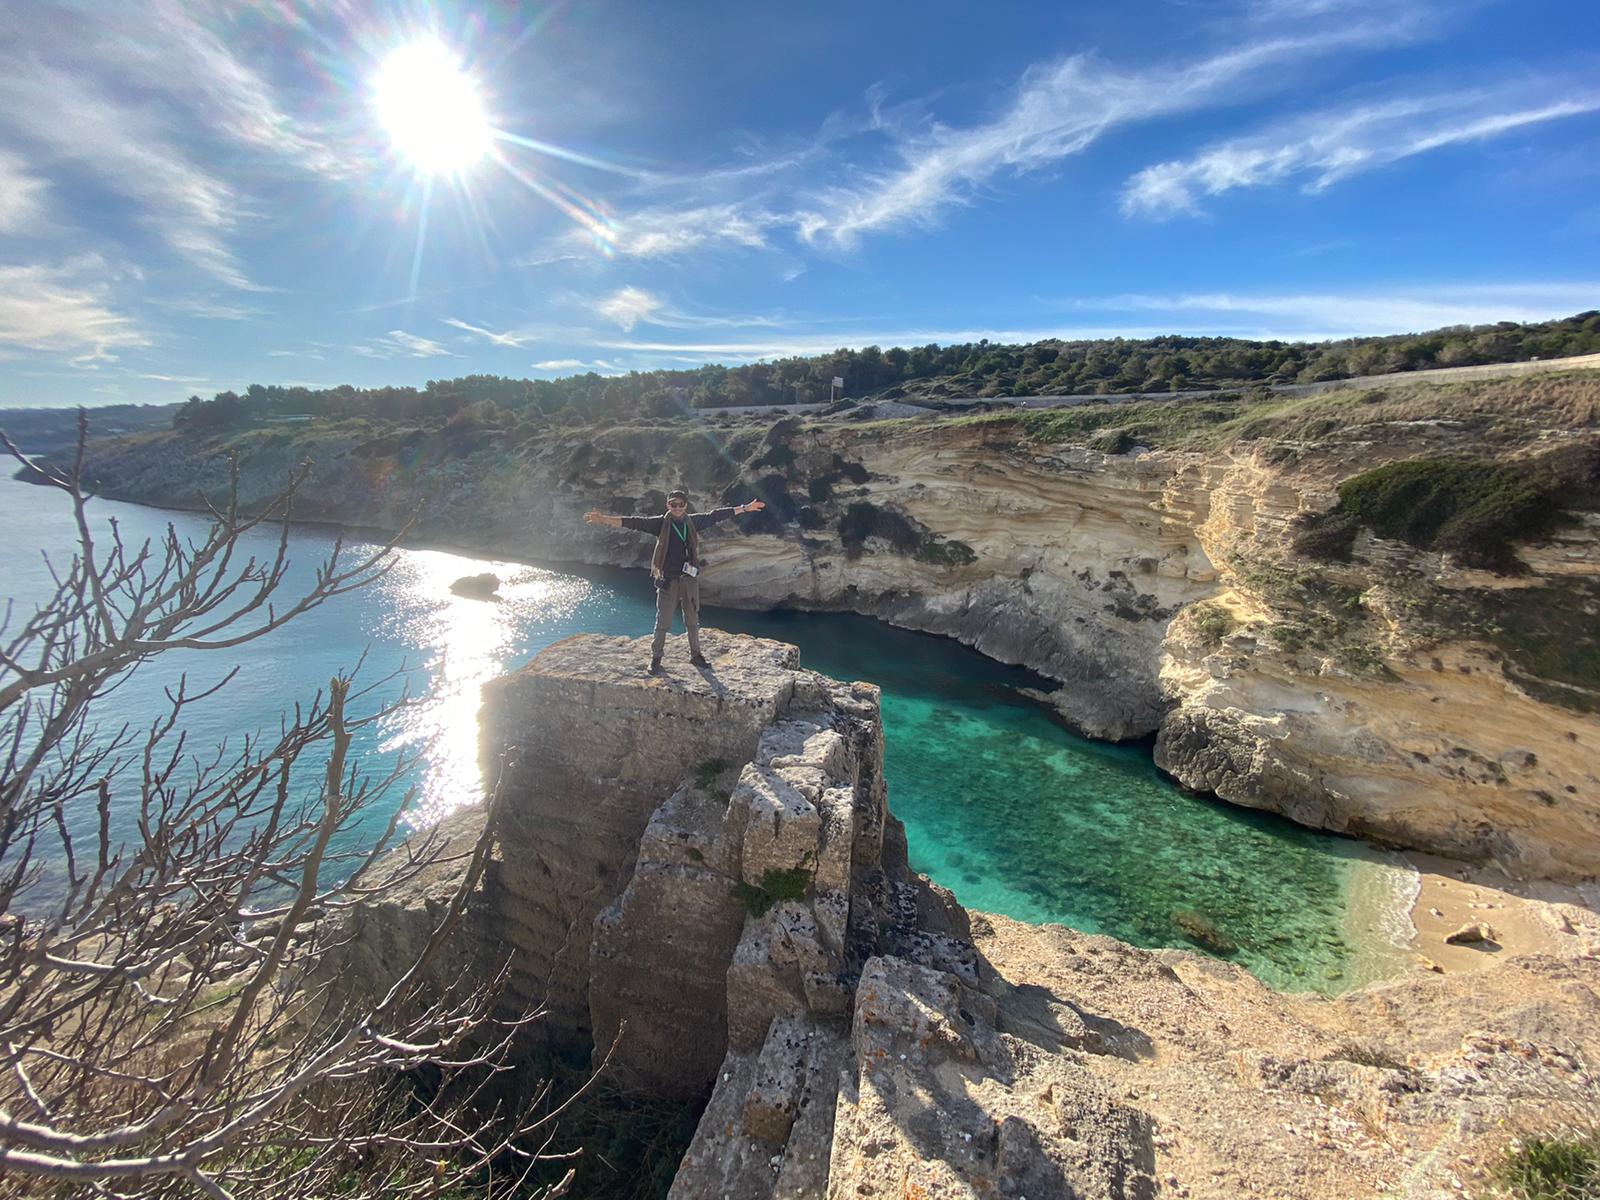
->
<box><xmin>584</xmin><ymin>490</ymin><xmax>766</xmax><ymax>673</ymax></box>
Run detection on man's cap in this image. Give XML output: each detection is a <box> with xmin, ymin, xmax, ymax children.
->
<box><xmin>666</xmin><ymin>489</ymin><xmax>689</xmax><ymax>503</ymax></box>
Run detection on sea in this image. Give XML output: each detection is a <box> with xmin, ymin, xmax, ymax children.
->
<box><xmin>0</xmin><ymin>473</ymin><xmax>1417</xmax><ymax>992</ymax></box>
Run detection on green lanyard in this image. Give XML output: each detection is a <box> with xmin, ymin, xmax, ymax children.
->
<box><xmin>672</xmin><ymin>520</ymin><xmax>690</xmax><ymax>543</ymax></box>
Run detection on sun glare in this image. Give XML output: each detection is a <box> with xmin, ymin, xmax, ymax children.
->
<box><xmin>372</xmin><ymin>40</ymin><xmax>491</xmax><ymax>176</ymax></box>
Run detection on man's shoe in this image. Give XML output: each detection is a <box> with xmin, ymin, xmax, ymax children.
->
<box><xmin>647</xmin><ymin>659</ymin><xmax>663</xmax><ymax>675</ymax></box>
<box><xmin>689</xmin><ymin>654</ymin><xmax>710</xmax><ymax>668</ymax></box>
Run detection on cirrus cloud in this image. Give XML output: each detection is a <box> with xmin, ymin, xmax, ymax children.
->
<box><xmin>0</xmin><ymin>258</ymin><xmax>149</xmax><ymax>363</ymax></box>
<box><xmin>1123</xmin><ymin>84</ymin><xmax>1600</xmax><ymax>219</ymax></box>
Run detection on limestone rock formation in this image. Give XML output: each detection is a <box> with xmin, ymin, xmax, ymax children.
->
<box><xmin>327</xmin><ymin>631</ymin><xmax>1600</xmax><ymax>1200</ymax></box>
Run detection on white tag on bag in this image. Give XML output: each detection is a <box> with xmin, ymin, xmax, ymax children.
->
<box><xmin>682</xmin><ymin>563</ymin><xmax>699</xmax><ymax>577</ymax></box>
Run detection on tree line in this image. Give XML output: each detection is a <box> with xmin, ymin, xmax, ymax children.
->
<box><xmin>174</xmin><ymin>310</ymin><xmax>1600</xmax><ymax>431</ymax></box>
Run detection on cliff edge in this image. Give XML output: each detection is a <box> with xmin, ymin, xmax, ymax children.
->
<box><xmin>335</xmin><ymin>631</ymin><xmax>1600</xmax><ymax>1199</ymax></box>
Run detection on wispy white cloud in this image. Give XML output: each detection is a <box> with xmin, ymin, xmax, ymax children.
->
<box><xmin>443</xmin><ymin>317</ymin><xmax>532</xmax><ymax>347</ymax></box>
<box><xmin>0</xmin><ymin>149</ymin><xmax>51</xmax><ymax>234</ymax></box>
<box><xmin>0</xmin><ymin>60</ymin><xmax>256</xmax><ymax>288</ymax></box>
<box><xmin>156</xmin><ymin>296</ymin><xmax>264</xmax><ymax>321</ymax></box>
<box><xmin>587</xmin><ymin>203</ymin><xmax>784</xmax><ymax>258</ymax></box>
<box><xmin>0</xmin><ymin>258</ymin><xmax>149</xmax><ymax>362</ymax></box>
<box><xmin>116</xmin><ymin>0</ymin><xmax>343</xmax><ymax>175</ymax></box>
<box><xmin>595</xmin><ymin>287</ymin><xmax>665</xmax><ymax>332</ymax></box>
<box><xmin>590</xmin><ymin>286</ymin><xmax>791</xmax><ymax>333</ymax></box>
<box><xmin>267</xmin><ymin>348</ymin><xmax>325</xmax><ymax>360</ymax></box>
<box><xmin>1067</xmin><ymin>283</ymin><xmax>1600</xmax><ymax>337</ymax></box>
<box><xmin>1123</xmin><ymin>85</ymin><xmax>1600</xmax><ymax>218</ymax></box>
<box><xmin>533</xmin><ymin>358</ymin><xmax>624</xmax><ymax>372</ymax></box>
<box><xmin>558</xmin><ymin>2</ymin><xmax>1436</xmax><ymax>263</ymax></box>
<box><xmin>354</xmin><ymin>330</ymin><xmax>458</xmax><ymax>358</ymax></box>
<box><xmin>791</xmin><ymin>14</ymin><xmax>1434</xmax><ymax>247</ymax></box>
<box><xmin>138</xmin><ymin>372</ymin><xmax>209</xmax><ymax>383</ymax></box>
<box><xmin>0</xmin><ymin>2</ymin><xmax>342</xmax><ymax>291</ymax></box>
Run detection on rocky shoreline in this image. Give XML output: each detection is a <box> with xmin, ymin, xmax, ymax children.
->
<box><xmin>26</xmin><ymin>373</ymin><xmax>1600</xmax><ymax>882</ymax></box>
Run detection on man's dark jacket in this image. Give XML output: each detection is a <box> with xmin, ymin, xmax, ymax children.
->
<box><xmin>622</xmin><ymin>508</ymin><xmax>736</xmax><ymax>581</ymax></box>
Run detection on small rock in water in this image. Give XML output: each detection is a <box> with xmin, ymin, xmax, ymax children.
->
<box><xmin>1173</xmin><ymin>909</ymin><xmax>1238</xmax><ymax>956</ymax></box>
<box><xmin>450</xmin><ymin>572</ymin><xmax>501</xmax><ymax>601</ymax></box>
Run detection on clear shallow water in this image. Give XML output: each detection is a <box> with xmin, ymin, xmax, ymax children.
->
<box><xmin>0</xmin><ymin>476</ymin><xmax>1408</xmax><ymax>991</ymax></box>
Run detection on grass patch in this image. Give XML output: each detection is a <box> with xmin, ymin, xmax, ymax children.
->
<box><xmin>694</xmin><ymin>759</ymin><xmax>727</xmax><ymax>789</ymax></box>
<box><xmin>732</xmin><ymin>868</ymin><xmax>812</xmax><ymax>917</ymax></box>
<box><xmin>956</xmin><ymin>373</ymin><xmax>1600</xmax><ymax>455</ymax></box>
<box><xmin>1493</xmin><ymin>1133</ymin><xmax>1600</xmax><ymax>1200</ymax></box>
<box><xmin>1014</xmin><ymin>396</ymin><xmax>1245</xmax><ymax>450</ymax></box>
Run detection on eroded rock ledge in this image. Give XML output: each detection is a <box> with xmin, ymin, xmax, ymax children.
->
<box><xmin>336</xmin><ymin>631</ymin><xmax>1600</xmax><ymax>1200</ymax></box>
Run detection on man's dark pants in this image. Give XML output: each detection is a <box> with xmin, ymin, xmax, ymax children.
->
<box><xmin>652</xmin><ymin>575</ymin><xmax>702</xmax><ymax>661</ymax></box>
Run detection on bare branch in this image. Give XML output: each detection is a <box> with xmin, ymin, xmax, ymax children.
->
<box><xmin>0</xmin><ymin>419</ymin><xmax>579</xmax><ymax>1198</ymax></box>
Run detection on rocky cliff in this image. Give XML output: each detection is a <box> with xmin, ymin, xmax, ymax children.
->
<box><xmin>47</xmin><ymin>369</ymin><xmax>1600</xmax><ymax>877</ymax></box>
<box><xmin>336</xmin><ymin>632</ymin><xmax>1600</xmax><ymax>1200</ymax></box>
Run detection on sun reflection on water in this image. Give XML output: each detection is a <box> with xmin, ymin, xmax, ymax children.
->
<box><xmin>370</xmin><ymin>548</ymin><xmax>599</xmax><ymax>828</ymax></box>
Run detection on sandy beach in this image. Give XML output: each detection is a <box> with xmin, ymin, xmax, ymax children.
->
<box><xmin>1402</xmin><ymin>850</ymin><xmax>1600</xmax><ymax>975</ymax></box>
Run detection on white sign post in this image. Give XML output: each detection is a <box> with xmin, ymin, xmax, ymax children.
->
<box><xmin>831</xmin><ymin>375</ymin><xmax>844</xmax><ymax>402</ymax></box>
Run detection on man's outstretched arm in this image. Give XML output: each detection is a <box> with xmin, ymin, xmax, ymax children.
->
<box><xmin>585</xmin><ymin>510</ymin><xmax>664</xmax><ymax>533</ymax></box>
<box><xmin>693</xmin><ymin>499</ymin><xmax>767</xmax><ymax>529</ymax></box>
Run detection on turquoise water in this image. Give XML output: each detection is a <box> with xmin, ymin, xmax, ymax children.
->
<box><xmin>708</xmin><ymin>609</ymin><xmax>1405</xmax><ymax>992</ymax></box>
<box><xmin>0</xmin><ymin>475</ymin><xmax>1404</xmax><ymax>991</ymax></box>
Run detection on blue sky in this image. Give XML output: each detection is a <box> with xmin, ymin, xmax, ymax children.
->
<box><xmin>1</xmin><ymin>0</ymin><xmax>1597</xmax><ymax>408</ymax></box>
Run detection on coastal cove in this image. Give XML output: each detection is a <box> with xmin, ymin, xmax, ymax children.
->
<box><xmin>1</xmin><ymin>474</ymin><xmax>1413</xmax><ymax>992</ymax></box>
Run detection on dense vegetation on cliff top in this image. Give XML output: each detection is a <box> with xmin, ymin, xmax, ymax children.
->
<box><xmin>166</xmin><ymin>311</ymin><xmax>1600</xmax><ymax>430</ymax></box>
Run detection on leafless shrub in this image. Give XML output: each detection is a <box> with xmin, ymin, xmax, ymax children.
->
<box><xmin>0</xmin><ymin>414</ymin><xmax>574</xmax><ymax>1198</ymax></box>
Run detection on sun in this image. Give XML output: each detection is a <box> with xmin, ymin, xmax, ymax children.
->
<box><xmin>372</xmin><ymin>40</ymin><xmax>492</xmax><ymax>176</ymax></box>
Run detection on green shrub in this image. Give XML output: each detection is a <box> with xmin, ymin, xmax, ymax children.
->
<box><xmin>1189</xmin><ymin>603</ymin><xmax>1236</xmax><ymax>645</ymax></box>
<box><xmin>1292</xmin><ymin>512</ymin><xmax>1361</xmax><ymax>562</ymax></box>
<box><xmin>1334</xmin><ymin>457</ymin><xmax>1558</xmax><ymax>572</ymax></box>
<box><xmin>1089</xmin><ymin>427</ymin><xmax>1139</xmax><ymax>455</ymax></box>
<box><xmin>915</xmin><ymin>536</ymin><xmax>978</xmax><ymax>567</ymax></box>
<box><xmin>732</xmin><ymin>868</ymin><xmax>812</xmax><ymax>917</ymax></box>
<box><xmin>1328</xmin><ymin>1041</ymin><xmax>1409</xmax><ymax>1071</ymax></box>
<box><xmin>831</xmin><ymin>456</ymin><xmax>869</xmax><ymax>484</ymax></box>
